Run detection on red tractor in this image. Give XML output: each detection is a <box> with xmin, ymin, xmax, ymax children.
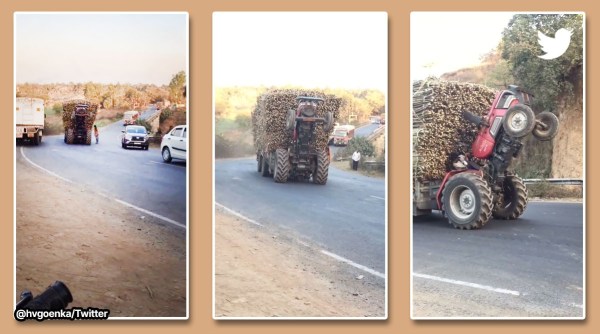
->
<box><xmin>413</xmin><ymin>85</ymin><xmax>559</xmax><ymax>229</ymax></box>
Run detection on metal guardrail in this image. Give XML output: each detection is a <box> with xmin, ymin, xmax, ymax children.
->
<box><xmin>366</xmin><ymin>125</ymin><xmax>385</xmax><ymax>141</ymax></box>
<box><xmin>523</xmin><ymin>178</ymin><xmax>583</xmax><ymax>186</ymax></box>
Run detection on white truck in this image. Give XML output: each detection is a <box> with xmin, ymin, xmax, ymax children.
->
<box><xmin>16</xmin><ymin>97</ymin><xmax>45</xmax><ymax>145</ymax></box>
<box><xmin>123</xmin><ymin>110</ymin><xmax>139</xmax><ymax>125</ymax></box>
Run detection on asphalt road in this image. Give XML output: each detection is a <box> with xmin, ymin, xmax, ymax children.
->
<box><xmin>18</xmin><ymin>109</ymin><xmax>187</xmax><ymax>226</ymax></box>
<box><xmin>413</xmin><ymin>201</ymin><xmax>584</xmax><ymax>318</ymax></box>
<box><xmin>215</xmin><ymin>159</ymin><xmax>386</xmax><ymax>276</ymax></box>
<box><xmin>329</xmin><ymin>123</ymin><xmax>383</xmax><ymax>156</ymax></box>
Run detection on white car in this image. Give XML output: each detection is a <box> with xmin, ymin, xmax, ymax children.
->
<box><xmin>161</xmin><ymin>125</ymin><xmax>187</xmax><ymax>162</ymax></box>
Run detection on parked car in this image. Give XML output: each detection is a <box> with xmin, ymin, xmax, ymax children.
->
<box><xmin>121</xmin><ymin>125</ymin><xmax>150</xmax><ymax>150</ymax></box>
<box><xmin>161</xmin><ymin>125</ymin><xmax>187</xmax><ymax>162</ymax></box>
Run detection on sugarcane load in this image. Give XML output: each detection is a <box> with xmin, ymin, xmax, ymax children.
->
<box><xmin>252</xmin><ymin>89</ymin><xmax>342</xmax><ymax>185</ymax></box>
<box><xmin>413</xmin><ymin>79</ymin><xmax>559</xmax><ymax>229</ymax></box>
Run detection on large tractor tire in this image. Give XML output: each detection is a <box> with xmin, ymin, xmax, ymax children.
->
<box><xmin>66</xmin><ymin>129</ymin><xmax>75</xmax><ymax>144</ymax></box>
<box><xmin>502</xmin><ymin>104</ymin><xmax>535</xmax><ymax>138</ymax></box>
<box><xmin>442</xmin><ymin>172</ymin><xmax>493</xmax><ymax>230</ymax></box>
<box><xmin>86</xmin><ymin>129</ymin><xmax>92</xmax><ymax>145</ymax></box>
<box><xmin>313</xmin><ymin>149</ymin><xmax>330</xmax><ymax>185</ymax></box>
<box><xmin>273</xmin><ymin>148</ymin><xmax>290</xmax><ymax>183</ymax></box>
<box><xmin>261</xmin><ymin>154</ymin><xmax>270</xmax><ymax>177</ymax></box>
<box><xmin>273</xmin><ymin>149</ymin><xmax>290</xmax><ymax>183</ymax></box>
<box><xmin>532</xmin><ymin>111</ymin><xmax>559</xmax><ymax>141</ymax></box>
<box><xmin>493</xmin><ymin>175</ymin><xmax>528</xmax><ymax>220</ymax></box>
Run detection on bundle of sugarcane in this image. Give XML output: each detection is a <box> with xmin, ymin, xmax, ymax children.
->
<box><xmin>252</xmin><ymin>89</ymin><xmax>341</xmax><ymax>151</ymax></box>
<box><xmin>62</xmin><ymin>99</ymin><xmax>98</xmax><ymax>130</ymax></box>
<box><xmin>412</xmin><ymin>79</ymin><xmax>496</xmax><ymax>181</ymax></box>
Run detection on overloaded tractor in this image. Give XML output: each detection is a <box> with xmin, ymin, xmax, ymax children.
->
<box><xmin>256</xmin><ymin>96</ymin><xmax>334</xmax><ymax>184</ymax></box>
<box><xmin>62</xmin><ymin>99</ymin><xmax>98</xmax><ymax>145</ymax></box>
<box><xmin>413</xmin><ymin>85</ymin><xmax>559</xmax><ymax>229</ymax></box>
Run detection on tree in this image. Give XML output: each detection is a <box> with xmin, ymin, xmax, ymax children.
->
<box><xmin>84</xmin><ymin>82</ymin><xmax>103</xmax><ymax>102</ymax></box>
<box><xmin>500</xmin><ymin>14</ymin><xmax>583</xmax><ymax>111</ymax></box>
<box><xmin>169</xmin><ymin>71</ymin><xmax>186</xmax><ymax>104</ymax></box>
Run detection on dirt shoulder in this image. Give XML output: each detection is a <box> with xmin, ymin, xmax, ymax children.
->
<box><xmin>214</xmin><ymin>209</ymin><xmax>385</xmax><ymax>318</ymax></box>
<box><xmin>16</xmin><ymin>157</ymin><xmax>186</xmax><ymax>317</ymax></box>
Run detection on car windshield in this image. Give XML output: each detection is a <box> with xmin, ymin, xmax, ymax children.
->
<box><xmin>334</xmin><ymin>130</ymin><xmax>347</xmax><ymax>136</ymax></box>
<box><xmin>127</xmin><ymin>127</ymin><xmax>146</xmax><ymax>134</ymax></box>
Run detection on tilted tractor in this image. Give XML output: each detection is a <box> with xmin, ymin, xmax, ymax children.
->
<box><xmin>413</xmin><ymin>85</ymin><xmax>560</xmax><ymax>229</ymax></box>
<box><xmin>257</xmin><ymin>96</ymin><xmax>334</xmax><ymax>184</ymax></box>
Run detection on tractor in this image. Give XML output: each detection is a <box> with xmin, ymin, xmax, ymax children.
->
<box><xmin>413</xmin><ymin>85</ymin><xmax>559</xmax><ymax>229</ymax></box>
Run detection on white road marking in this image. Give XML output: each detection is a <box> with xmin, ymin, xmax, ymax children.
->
<box><xmin>216</xmin><ymin>202</ymin><xmax>384</xmax><ymax>280</ymax></box>
<box><xmin>114</xmin><ymin>199</ymin><xmax>185</xmax><ymax>229</ymax></box>
<box><xmin>567</xmin><ymin>303</ymin><xmax>584</xmax><ymax>309</ymax></box>
<box><xmin>20</xmin><ymin>147</ymin><xmax>185</xmax><ymax>229</ymax></box>
<box><xmin>321</xmin><ymin>250</ymin><xmax>385</xmax><ymax>279</ymax></box>
<box><xmin>20</xmin><ymin>147</ymin><xmax>72</xmax><ymax>184</ymax></box>
<box><xmin>413</xmin><ymin>273</ymin><xmax>521</xmax><ymax>296</ymax></box>
<box><xmin>215</xmin><ymin>202</ymin><xmax>263</xmax><ymax>226</ymax></box>
<box><xmin>370</xmin><ymin>195</ymin><xmax>385</xmax><ymax>200</ymax></box>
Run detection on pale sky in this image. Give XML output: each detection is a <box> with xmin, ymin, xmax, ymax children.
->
<box><xmin>213</xmin><ymin>12</ymin><xmax>387</xmax><ymax>92</ymax></box>
<box><xmin>411</xmin><ymin>12</ymin><xmax>515</xmax><ymax>80</ymax></box>
<box><xmin>15</xmin><ymin>13</ymin><xmax>187</xmax><ymax>85</ymax></box>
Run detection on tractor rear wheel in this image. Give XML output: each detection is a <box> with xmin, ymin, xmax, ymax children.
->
<box><xmin>66</xmin><ymin>129</ymin><xmax>74</xmax><ymax>144</ymax></box>
<box><xmin>503</xmin><ymin>104</ymin><xmax>535</xmax><ymax>138</ymax></box>
<box><xmin>532</xmin><ymin>111</ymin><xmax>559</xmax><ymax>141</ymax></box>
<box><xmin>313</xmin><ymin>149</ymin><xmax>330</xmax><ymax>185</ymax></box>
<box><xmin>273</xmin><ymin>149</ymin><xmax>290</xmax><ymax>183</ymax></box>
<box><xmin>86</xmin><ymin>129</ymin><xmax>92</xmax><ymax>145</ymax></box>
<box><xmin>493</xmin><ymin>175</ymin><xmax>528</xmax><ymax>220</ymax></box>
<box><xmin>442</xmin><ymin>172</ymin><xmax>493</xmax><ymax>229</ymax></box>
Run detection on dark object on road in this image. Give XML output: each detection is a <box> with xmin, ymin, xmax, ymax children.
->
<box><xmin>413</xmin><ymin>82</ymin><xmax>559</xmax><ymax>229</ymax></box>
<box><xmin>16</xmin><ymin>281</ymin><xmax>73</xmax><ymax>311</ymax></box>
<box><xmin>253</xmin><ymin>91</ymin><xmax>340</xmax><ymax>185</ymax></box>
<box><xmin>63</xmin><ymin>100</ymin><xmax>98</xmax><ymax>145</ymax></box>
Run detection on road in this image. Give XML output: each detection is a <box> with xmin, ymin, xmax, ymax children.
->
<box><xmin>413</xmin><ymin>201</ymin><xmax>584</xmax><ymax>318</ymax></box>
<box><xmin>18</xmin><ymin>109</ymin><xmax>187</xmax><ymax>226</ymax></box>
<box><xmin>215</xmin><ymin>158</ymin><xmax>386</xmax><ymax>276</ymax></box>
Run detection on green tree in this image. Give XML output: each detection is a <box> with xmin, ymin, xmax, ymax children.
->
<box><xmin>500</xmin><ymin>14</ymin><xmax>583</xmax><ymax>111</ymax></box>
<box><xmin>84</xmin><ymin>82</ymin><xmax>103</xmax><ymax>102</ymax></box>
<box><xmin>169</xmin><ymin>71</ymin><xmax>186</xmax><ymax>104</ymax></box>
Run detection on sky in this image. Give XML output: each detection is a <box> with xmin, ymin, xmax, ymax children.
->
<box><xmin>213</xmin><ymin>12</ymin><xmax>387</xmax><ymax>92</ymax></box>
<box><xmin>411</xmin><ymin>12</ymin><xmax>515</xmax><ymax>80</ymax></box>
<box><xmin>15</xmin><ymin>13</ymin><xmax>187</xmax><ymax>85</ymax></box>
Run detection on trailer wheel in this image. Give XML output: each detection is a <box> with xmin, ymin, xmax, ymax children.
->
<box><xmin>33</xmin><ymin>131</ymin><xmax>41</xmax><ymax>146</ymax></box>
<box><xmin>442</xmin><ymin>172</ymin><xmax>493</xmax><ymax>229</ymax></box>
<box><xmin>532</xmin><ymin>111</ymin><xmax>559</xmax><ymax>141</ymax></box>
<box><xmin>257</xmin><ymin>155</ymin><xmax>263</xmax><ymax>173</ymax></box>
<box><xmin>493</xmin><ymin>175</ymin><xmax>528</xmax><ymax>220</ymax></box>
<box><xmin>66</xmin><ymin>129</ymin><xmax>75</xmax><ymax>144</ymax></box>
<box><xmin>273</xmin><ymin>149</ymin><xmax>290</xmax><ymax>183</ymax></box>
<box><xmin>502</xmin><ymin>104</ymin><xmax>535</xmax><ymax>138</ymax></box>
<box><xmin>86</xmin><ymin>129</ymin><xmax>92</xmax><ymax>145</ymax></box>
<box><xmin>261</xmin><ymin>154</ymin><xmax>270</xmax><ymax>177</ymax></box>
<box><xmin>313</xmin><ymin>149</ymin><xmax>330</xmax><ymax>185</ymax></box>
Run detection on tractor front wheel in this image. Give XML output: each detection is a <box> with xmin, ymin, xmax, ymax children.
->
<box><xmin>442</xmin><ymin>172</ymin><xmax>493</xmax><ymax>229</ymax></box>
<box><xmin>503</xmin><ymin>104</ymin><xmax>535</xmax><ymax>138</ymax></box>
<box><xmin>493</xmin><ymin>175</ymin><xmax>528</xmax><ymax>220</ymax></box>
<box><xmin>273</xmin><ymin>149</ymin><xmax>290</xmax><ymax>183</ymax></box>
<box><xmin>313</xmin><ymin>149</ymin><xmax>330</xmax><ymax>185</ymax></box>
<box><xmin>532</xmin><ymin>111</ymin><xmax>559</xmax><ymax>141</ymax></box>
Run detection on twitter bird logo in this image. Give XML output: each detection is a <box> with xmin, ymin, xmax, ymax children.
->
<box><xmin>537</xmin><ymin>28</ymin><xmax>572</xmax><ymax>60</ymax></box>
